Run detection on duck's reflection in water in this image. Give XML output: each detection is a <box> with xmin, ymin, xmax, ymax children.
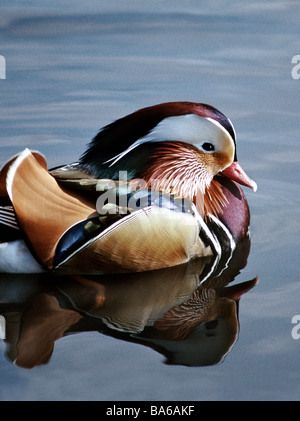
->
<box><xmin>0</xmin><ymin>237</ymin><xmax>257</xmax><ymax>368</ymax></box>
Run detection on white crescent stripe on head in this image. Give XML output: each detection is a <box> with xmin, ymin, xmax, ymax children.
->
<box><xmin>205</xmin><ymin>117</ymin><xmax>236</xmax><ymax>144</ymax></box>
<box><xmin>105</xmin><ymin>114</ymin><xmax>235</xmax><ymax>167</ymax></box>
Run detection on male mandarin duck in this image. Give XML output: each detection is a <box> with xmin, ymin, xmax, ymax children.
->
<box><xmin>0</xmin><ymin>102</ymin><xmax>257</xmax><ymax>274</ymax></box>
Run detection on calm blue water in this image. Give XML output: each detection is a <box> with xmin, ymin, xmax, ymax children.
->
<box><xmin>0</xmin><ymin>0</ymin><xmax>300</xmax><ymax>401</ymax></box>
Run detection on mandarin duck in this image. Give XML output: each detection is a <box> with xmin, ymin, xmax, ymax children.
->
<box><xmin>0</xmin><ymin>102</ymin><xmax>257</xmax><ymax>274</ymax></box>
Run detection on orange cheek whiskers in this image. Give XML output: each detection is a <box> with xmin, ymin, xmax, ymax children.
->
<box><xmin>203</xmin><ymin>180</ymin><xmax>229</xmax><ymax>219</ymax></box>
<box><xmin>139</xmin><ymin>142</ymin><xmax>228</xmax><ymax>219</ymax></box>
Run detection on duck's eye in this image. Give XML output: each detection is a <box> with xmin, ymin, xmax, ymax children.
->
<box><xmin>201</xmin><ymin>142</ymin><xmax>215</xmax><ymax>152</ymax></box>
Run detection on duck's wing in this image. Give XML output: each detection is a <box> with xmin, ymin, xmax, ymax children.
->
<box><xmin>49</xmin><ymin>163</ymin><xmax>124</xmax><ymax>200</ymax></box>
<box><xmin>4</xmin><ymin>149</ymin><xmax>96</xmax><ymax>269</ymax></box>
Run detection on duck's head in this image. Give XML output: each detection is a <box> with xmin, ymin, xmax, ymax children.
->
<box><xmin>80</xmin><ymin>102</ymin><xmax>257</xmax><ymax>205</ymax></box>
